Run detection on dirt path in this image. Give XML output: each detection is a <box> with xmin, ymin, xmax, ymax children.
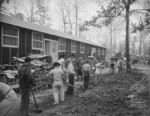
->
<box><xmin>132</xmin><ymin>64</ymin><xmax>150</xmax><ymax>76</ymax></box>
<box><xmin>29</xmin><ymin>68</ymin><xmax>110</xmax><ymax>116</ymax></box>
<box><xmin>29</xmin><ymin>66</ymin><xmax>150</xmax><ymax>116</ymax></box>
<box><xmin>132</xmin><ymin>64</ymin><xmax>150</xmax><ymax>87</ymax></box>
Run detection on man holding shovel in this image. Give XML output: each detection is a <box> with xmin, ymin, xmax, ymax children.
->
<box><xmin>48</xmin><ymin>62</ymin><xmax>65</xmax><ymax>105</ymax></box>
<box><xmin>66</xmin><ymin>59</ymin><xmax>76</xmax><ymax>95</ymax></box>
<box><xmin>18</xmin><ymin>57</ymin><xmax>36</xmax><ymax>116</ymax></box>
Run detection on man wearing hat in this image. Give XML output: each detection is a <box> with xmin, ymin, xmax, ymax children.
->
<box><xmin>66</xmin><ymin>59</ymin><xmax>76</xmax><ymax>95</ymax></box>
<box><xmin>58</xmin><ymin>54</ymin><xmax>66</xmax><ymax>71</ymax></box>
<box><xmin>18</xmin><ymin>57</ymin><xmax>36</xmax><ymax>116</ymax></box>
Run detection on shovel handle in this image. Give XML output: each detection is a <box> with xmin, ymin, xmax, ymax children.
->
<box><xmin>65</xmin><ymin>82</ymin><xmax>80</xmax><ymax>89</ymax></box>
<box><xmin>31</xmin><ymin>89</ymin><xmax>39</xmax><ymax>110</ymax></box>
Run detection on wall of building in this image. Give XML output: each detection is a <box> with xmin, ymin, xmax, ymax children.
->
<box><xmin>0</xmin><ymin>23</ymin><xmax>2</xmax><ymax>64</ymax></box>
<box><xmin>0</xmin><ymin>22</ymin><xmax>106</xmax><ymax>64</ymax></box>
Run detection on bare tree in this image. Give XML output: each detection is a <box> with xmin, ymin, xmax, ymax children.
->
<box><xmin>109</xmin><ymin>24</ymin><xmax>113</xmax><ymax>57</ymax></box>
<box><xmin>73</xmin><ymin>0</ymin><xmax>84</xmax><ymax>36</ymax></box>
<box><xmin>35</xmin><ymin>0</ymin><xmax>51</xmax><ymax>27</ymax></box>
<box><xmin>131</xmin><ymin>36</ymin><xmax>137</xmax><ymax>54</ymax></box>
<box><xmin>56</xmin><ymin>0</ymin><xmax>68</xmax><ymax>33</ymax></box>
<box><xmin>12</xmin><ymin>0</ymin><xmax>18</xmax><ymax>16</ymax></box>
<box><xmin>139</xmin><ymin>30</ymin><xmax>148</xmax><ymax>56</ymax></box>
<box><xmin>24</xmin><ymin>0</ymin><xmax>37</xmax><ymax>23</ymax></box>
<box><xmin>65</xmin><ymin>0</ymin><xmax>73</xmax><ymax>33</ymax></box>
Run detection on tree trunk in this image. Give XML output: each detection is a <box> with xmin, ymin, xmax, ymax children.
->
<box><xmin>125</xmin><ymin>5</ymin><xmax>131</xmax><ymax>72</ymax></box>
<box><xmin>109</xmin><ymin>24</ymin><xmax>113</xmax><ymax>58</ymax></box>
<box><xmin>75</xmin><ymin>8</ymin><xmax>78</xmax><ymax>36</ymax></box>
<box><xmin>63</xmin><ymin>18</ymin><xmax>67</xmax><ymax>33</ymax></box>
<box><xmin>139</xmin><ymin>31</ymin><xmax>142</xmax><ymax>57</ymax></box>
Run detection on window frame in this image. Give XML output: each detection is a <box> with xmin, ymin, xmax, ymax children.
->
<box><xmin>80</xmin><ymin>43</ymin><xmax>85</xmax><ymax>53</ymax></box>
<box><xmin>71</xmin><ymin>41</ymin><xmax>76</xmax><ymax>53</ymax></box>
<box><xmin>59</xmin><ymin>38</ymin><xmax>66</xmax><ymax>52</ymax></box>
<box><xmin>102</xmin><ymin>49</ymin><xmax>105</xmax><ymax>55</ymax></box>
<box><xmin>2</xmin><ymin>25</ymin><xmax>19</xmax><ymax>48</ymax></box>
<box><xmin>32</xmin><ymin>31</ymin><xmax>43</xmax><ymax>50</ymax></box>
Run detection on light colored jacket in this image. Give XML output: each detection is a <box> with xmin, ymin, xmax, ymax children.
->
<box><xmin>68</xmin><ymin>62</ymin><xmax>75</xmax><ymax>74</ymax></box>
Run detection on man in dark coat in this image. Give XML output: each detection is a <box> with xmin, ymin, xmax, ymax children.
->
<box><xmin>18</xmin><ymin>57</ymin><xmax>36</xmax><ymax>116</ymax></box>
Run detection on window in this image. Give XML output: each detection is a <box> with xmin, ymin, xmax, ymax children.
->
<box><xmin>98</xmin><ymin>49</ymin><xmax>101</xmax><ymax>55</ymax></box>
<box><xmin>71</xmin><ymin>41</ymin><xmax>76</xmax><ymax>53</ymax></box>
<box><xmin>32</xmin><ymin>32</ymin><xmax>43</xmax><ymax>50</ymax></box>
<box><xmin>2</xmin><ymin>25</ymin><xmax>19</xmax><ymax>47</ymax></box>
<box><xmin>80</xmin><ymin>43</ymin><xmax>85</xmax><ymax>53</ymax></box>
<box><xmin>102</xmin><ymin>49</ymin><xmax>105</xmax><ymax>55</ymax></box>
<box><xmin>59</xmin><ymin>39</ymin><xmax>66</xmax><ymax>52</ymax></box>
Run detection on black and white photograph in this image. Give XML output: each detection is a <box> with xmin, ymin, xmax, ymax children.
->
<box><xmin>0</xmin><ymin>0</ymin><xmax>150</xmax><ymax>116</ymax></box>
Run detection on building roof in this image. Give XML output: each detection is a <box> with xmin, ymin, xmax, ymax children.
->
<box><xmin>0</xmin><ymin>13</ymin><xmax>106</xmax><ymax>49</ymax></box>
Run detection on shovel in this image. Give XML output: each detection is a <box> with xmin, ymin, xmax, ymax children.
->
<box><xmin>31</xmin><ymin>89</ymin><xmax>43</xmax><ymax>113</ymax></box>
<box><xmin>65</xmin><ymin>82</ymin><xmax>101</xmax><ymax>99</ymax></box>
<box><xmin>65</xmin><ymin>82</ymin><xmax>83</xmax><ymax>90</ymax></box>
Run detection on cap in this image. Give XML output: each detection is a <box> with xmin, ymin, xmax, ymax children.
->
<box><xmin>53</xmin><ymin>62</ymin><xmax>60</xmax><ymax>67</ymax></box>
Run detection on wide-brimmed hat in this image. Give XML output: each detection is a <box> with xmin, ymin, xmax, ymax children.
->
<box><xmin>24</xmin><ymin>57</ymin><xmax>33</xmax><ymax>62</ymax></box>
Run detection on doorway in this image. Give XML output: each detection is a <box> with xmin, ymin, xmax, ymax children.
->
<box><xmin>44</xmin><ymin>39</ymin><xmax>58</xmax><ymax>62</ymax></box>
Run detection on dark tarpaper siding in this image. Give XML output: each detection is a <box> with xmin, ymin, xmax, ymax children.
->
<box><xmin>44</xmin><ymin>34</ymin><xmax>58</xmax><ymax>41</ymax></box>
<box><xmin>66</xmin><ymin>39</ymin><xmax>71</xmax><ymax>58</ymax></box>
<box><xmin>59</xmin><ymin>52</ymin><xmax>66</xmax><ymax>59</ymax></box>
<box><xmin>19</xmin><ymin>29</ymin><xmax>32</xmax><ymax>57</ymax></box>
<box><xmin>0</xmin><ymin>23</ymin><xmax>2</xmax><ymax>64</ymax></box>
<box><xmin>85</xmin><ymin>44</ymin><xmax>91</xmax><ymax>57</ymax></box>
<box><xmin>26</xmin><ymin>30</ymin><xmax>32</xmax><ymax>55</ymax></box>
<box><xmin>87</xmin><ymin>44</ymin><xmax>92</xmax><ymax>57</ymax></box>
<box><xmin>2</xmin><ymin>47</ymin><xmax>9</xmax><ymax>64</ymax></box>
<box><xmin>76</xmin><ymin>42</ymin><xmax>80</xmax><ymax>58</ymax></box>
<box><xmin>19</xmin><ymin>28</ymin><xmax>25</xmax><ymax>57</ymax></box>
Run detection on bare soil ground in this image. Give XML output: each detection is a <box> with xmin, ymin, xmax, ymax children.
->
<box><xmin>29</xmin><ymin>65</ymin><xmax>150</xmax><ymax>116</ymax></box>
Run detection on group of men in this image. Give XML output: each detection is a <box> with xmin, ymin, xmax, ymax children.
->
<box><xmin>48</xmin><ymin>54</ymin><xmax>101</xmax><ymax>106</ymax></box>
<box><xmin>110</xmin><ymin>59</ymin><xmax>124</xmax><ymax>74</ymax></box>
<box><xmin>0</xmin><ymin>54</ymin><xmax>100</xmax><ymax>116</ymax></box>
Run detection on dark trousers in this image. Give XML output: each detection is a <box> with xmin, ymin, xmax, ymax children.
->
<box><xmin>20</xmin><ymin>89</ymin><xmax>30</xmax><ymax>116</ymax></box>
<box><xmin>77</xmin><ymin>68</ymin><xmax>82</xmax><ymax>79</ymax></box>
<box><xmin>84</xmin><ymin>71</ymin><xmax>90</xmax><ymax>90</ymax></box>
<box><xmin>66</xmin><ymin>73</ymin><xmax>74</xmax><ymax>94</ymax></box>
